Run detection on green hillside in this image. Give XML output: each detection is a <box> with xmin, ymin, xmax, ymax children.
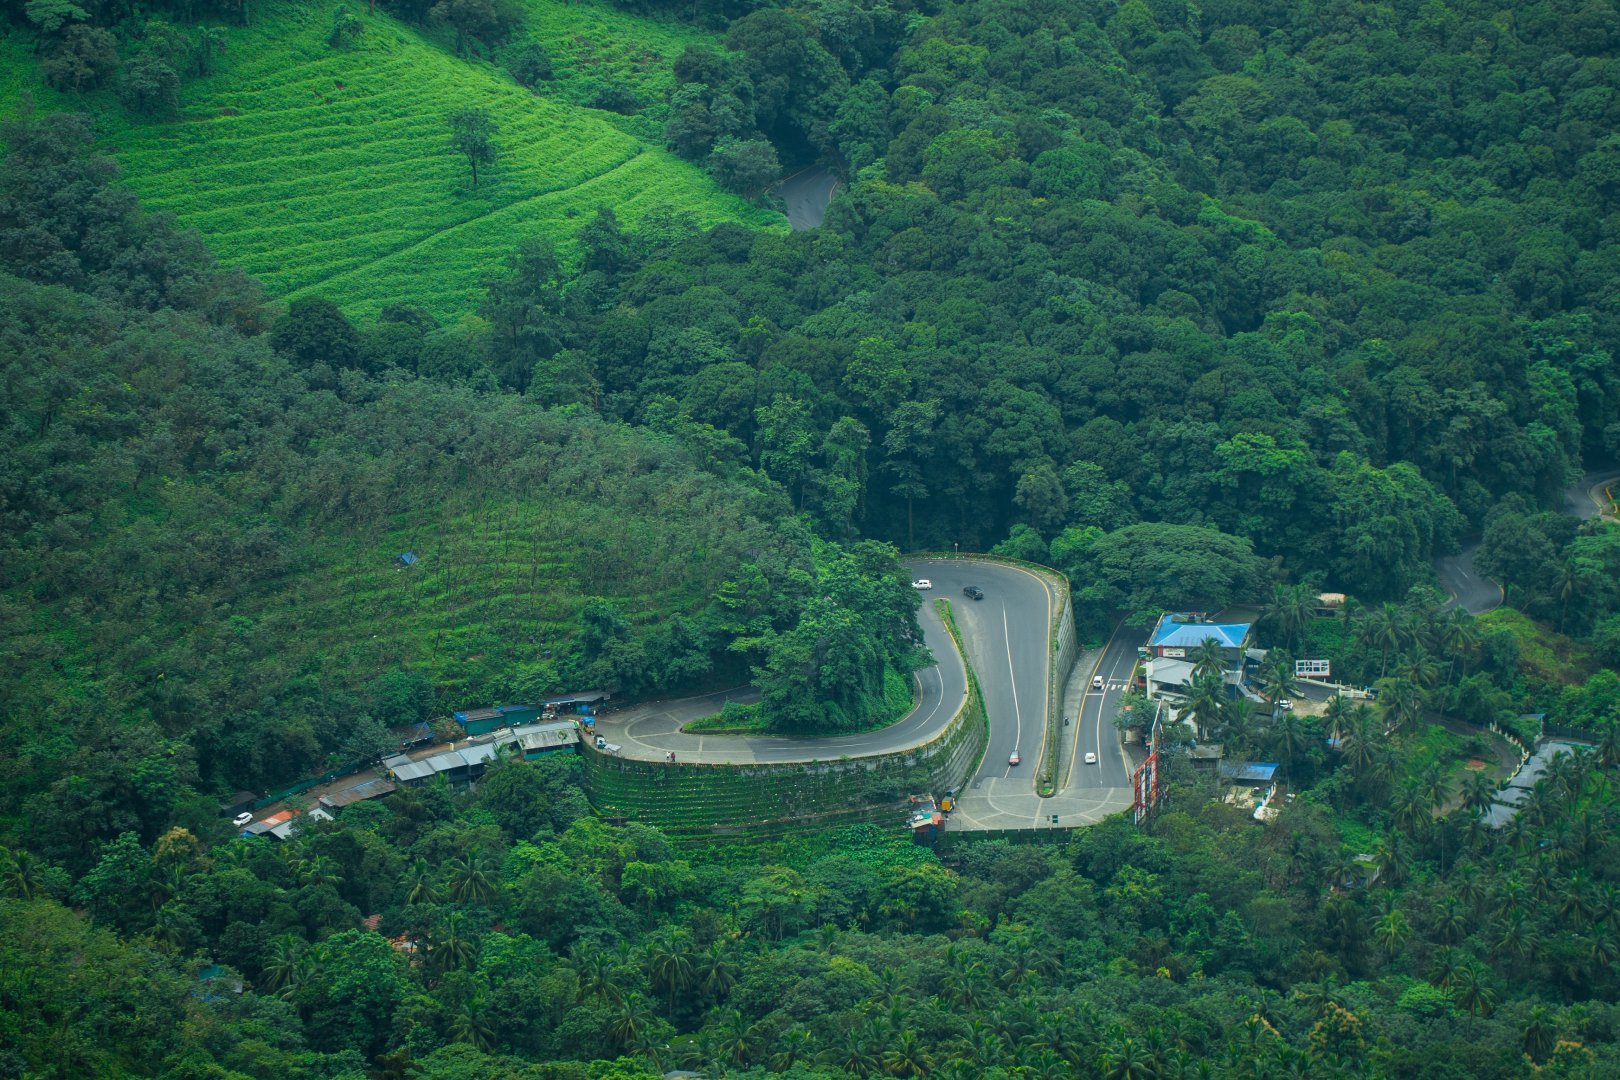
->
<box><xmin>1</xmin><ymin>0</ymin><xmax>781</xmax><ymax>321</ymax></box>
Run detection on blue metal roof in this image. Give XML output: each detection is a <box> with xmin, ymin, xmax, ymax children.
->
<box><xmin>1151</xmin><ymin>618</ymin><xmax>1251</xmax><ymax>649</ymax></box>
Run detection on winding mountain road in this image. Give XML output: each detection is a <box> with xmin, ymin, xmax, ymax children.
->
<box><xmin>1437</xmin><ymin>467</ymin><xmax>1620</xmax><ymax>615</ymax></box>
<box><xmin>589</xmin><ymin>558</ymin><xmax>1100</xmax><ymax>826</ymax></box>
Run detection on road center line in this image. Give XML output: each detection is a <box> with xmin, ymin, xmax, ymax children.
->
<box><xmin>1003</xmin><ymin>605</ymin><xmax>1023</xmax><ymax>753</ymax></box>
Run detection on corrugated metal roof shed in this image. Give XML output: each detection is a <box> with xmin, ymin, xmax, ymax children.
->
<box><xmin>1219</xmin><ymin>762</ymin><xmax>1279</xmax><ymax>783</ymax></box>
<box><xmin>390</xmin><ymin>758</ymin><xmax>437</xmax><ymax>783</ymax></box>
<box><xmin>515</xmin><ymin>720</ymin><xmax>576</xmax><ymax>752</ymax></box>
<box><xmin>320</xmin><ymin>778</ymin><xmax>397</xmax><ymax>808</ymax></box>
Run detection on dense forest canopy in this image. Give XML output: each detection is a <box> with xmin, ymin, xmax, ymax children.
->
<box><xmin>5</xmin><ymin>0</ymin><xmax>1620</xmax><ymax>1077</ymax></box>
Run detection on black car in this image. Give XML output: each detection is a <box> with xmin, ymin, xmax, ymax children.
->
<box><xmin>963</xmin><ymin>585</ymin><xmax>984</xmax><ymax>600</ymax></box>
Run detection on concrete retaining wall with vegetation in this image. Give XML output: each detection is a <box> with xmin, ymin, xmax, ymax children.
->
<box><xmin>578</xmin><ymin>602</ymin><xmax>990</xmax><ymax>842</ymax></box>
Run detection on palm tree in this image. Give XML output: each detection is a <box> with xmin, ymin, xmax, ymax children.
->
<box><xmin>1265</xmin><ymin>582</ymin><xmax>1317</xmax><ymax>653</ymax></box>
<box><xmin>1433</xmin><ymin>896</ymin><xmax>1469</xmax><ymax>945</ymax></box>
<box><xmin>825</xmin><ymin>1025</ymin><xmax>880</xmax><ymax>1076</ymax></box>
<box><xmin>1191</xmin><ymin>636</ymin><xmax>1228</xmax><ymax>682</ymax></box>
<box><xmin>1322</xmin><ymin>693</ymin><xmax>1353</xmax><ymax>746</ymax></box>
<box><xmin>645</xmin><ymin>932</ymin><xmax>696</xmax><ymax>1018</ymax></box>
<box><xmin>1270</xmin><ymin>710</ymin><xmax>1309</xmax><ymax>780</ymax></box>
<box><xmin>574</xmin><ymin>947</ymin><xmax>626</xmax><ymax>1007</ymax></box>
<box><xmin>695</xmin><ymin>941</ymin><xmax>738</xmax><ymax>1003</ymax></box>
<box><xmin>1450</xmin><ymin>961</ymin><xmax>1497</xmax><ymax>1016</ymax></box>
<box><xmin>940</xmin><ymin>963</ymin><xmax>986</xmax><ymax>1010</ymax></box>
<box><xmin>883</xmin><ymin>1029</ymin><xmax>934</xmax><ymax>1077</ymax></box>
<box><xmin>299</xmin><ymin>853</ymin><xmax>343</xmax><ymax>890</ymax></box>
<box><xmin>1342</xmin><ymin>707</ymin><xmax>1380</xmax><ymax>774</ymax></box>
<box><xmin>1493</xmin><ymin>909</ymin><xmax>1541</xmax><ymax>964</ymax></box>
<box><xmin>1371</xmin><ymin>908</ymin><xmax>1411</xmax><ymax>959</ymax></box>
<box><xmin>711</xmin><ymin>1008</ymin><xmax>756</xmax><ymax>1067</ymax></box>
<box><xmin>450</xmin><ymin>992</ymin><xmax>495</xmax><ymax>1051</ymax></box>
<box><xmin>1460</xmin><ymin>770</ymin><xmax>1497</xmax><ymax>821</ymax></box>
<box><xmin>1560</xmin><ymin>873</ymin><xmax>1595</xmax><ymax>929</ymax></box>
<box><xmin>1389</xmin><ymin>781</ymin><xmax>1433</xmax><ymax>835</ymax></box>
<box><xmin>1554</xmin><ymin>557</ymin><xmax>1584</xmax><ymax>632</ymax></box>
<box><xmin>1374</xmin><ymin>833</ymin><xmax>1409</xmax><ymax>886</ymax></box>
<box><xmin>1259</xmin><ymin>647</ymin><xmax>1298</xmax><ymax>706</ymax></box>
<box><xmin>1356</xmin><ymin>603</ymin><xmax>1393</xmax><ymax>677</ymax></box>
<box><xmin>1397</xmin><ymin>647</ymin><xmax>1442</xmax><ymax>692</ymax></box>
<box><xmin>259</xmin><ymin>934</ymin><xmax>305</xmax><ymax>994</ymax></box>
<box><xmin>280</xmin><ymin>952</ymin><xmax>319</xmax><ymax>1002</ymax></box>
<box><xmin>401</xmin><ymin>857</ymin><xmax>443</xmax><ymax>906</ymax></box>
<box><xmin>0</xmin><ymin>847</ymin><xmax>47</xmax><ymax>900</ymax></box>
<box><xmin>609</xmin><ymin>993</ymin><xmax>658</xmax><ymax>1051</ymax></box>
<box><xmin>1182</xmin><ymin>673</ymin><xmax>1225</xmax><ymax>742</ymax></box>
<box><xmin>771</xmin><ymin>1026</ymin><xmax>815</xmax><ymax>1072</ymax></box>
<box><xmin>1521</xmin><ymin>1005</ymin><xmax>1559</xmax><ymax>1064</ymax></box>
<box><xmin>1100</xmin><ymin>1030</ymin><xmax>1157</xmax><ymax>1080</ymax></box>
<box><xmin>1429</xmin><ymin>946</ymin><xmax>1465</xmax><ymax>990</ymax></box>
<box><xmin>1597</xmin><ymin>720</ymin><xmax>1620</xmax><ymax>769</ymax></box>
<box><xmin>445</xmin><ymin>849</ymin><xmax>500</xmax><ymax>906</ymax></box>
<box><xmin>431</xmin><ymin>910</ymin><xmax>477</xmax><ymax>974</ymax></box>
<box><xmin>1381</xmin><ymin>678</ymin><xmax>1423</xmax><ymax>734</ymax></box>
<box><xmin>1439</xmin><ymin>608</ymin><xmax>1481</xmax><ymax>687</ymax></box>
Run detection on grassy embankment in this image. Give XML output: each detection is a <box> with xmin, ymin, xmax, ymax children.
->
<box><xmin>0</xmin><ymin>0</ymin><xmax>782</xmax><ymax>321</ymax></box>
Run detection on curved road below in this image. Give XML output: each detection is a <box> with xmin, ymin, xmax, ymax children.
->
<box><xmin>593</xmin><ymin>559</ymin><xmax>1046</xmax><ymax>767</ymax></box>
<box><xmin>774</xmin><ymin>166</ymin><xmax>840</xmax><ymax>230</ymax></box>
<box><xmin>1437</xmin><ymin>468</ymin><xmax>1620</xmax><ymax>615</ymax></box>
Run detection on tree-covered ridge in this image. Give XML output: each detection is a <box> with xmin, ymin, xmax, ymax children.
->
<box><xmin>0</xmin><ymin>111</ymin><xmax>931</xmax><ymax>856</ymax></box>
<box><xmin>465</xmin><ymin>0</ymin><xmax>1609</xmax><ymax>598</ymax></box>
<box><xmin>11</xmin><ymin>749</ymin><xmax>1620</xmax><ymax>1079</ymax></box>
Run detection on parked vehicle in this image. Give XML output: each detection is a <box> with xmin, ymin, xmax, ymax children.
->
<box><xmin>232</xmin><ymin>812</ymin><xmax>253</xmax><ymax>827</ymax></box>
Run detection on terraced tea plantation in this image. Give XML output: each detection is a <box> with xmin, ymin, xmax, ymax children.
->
<box><xmin>40</xmin><ymin>1</ymin><xmax>782</xmax><ymax>320</ymax></box>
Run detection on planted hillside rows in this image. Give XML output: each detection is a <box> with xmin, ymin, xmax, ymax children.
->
<box><xmin>94</xmin><ymin>5</ymin><xmax>778</xmax><ymax>319</ymax></box>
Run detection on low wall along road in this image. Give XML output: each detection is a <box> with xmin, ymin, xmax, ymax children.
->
<box><xmin>577</xmin><ymin>556</ymin><xmax>1129</xmax><ymax>837</ymax></box>
<box><xmin>579</xmin><ymin>582</ymin><xmax>988</xmax><ymax>840</ymax></box>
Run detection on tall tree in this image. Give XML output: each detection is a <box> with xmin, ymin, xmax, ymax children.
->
<box><xmin>447</xmin><ymin>106</ymin><xmax>497</xmax><ymax>189</ymax></box>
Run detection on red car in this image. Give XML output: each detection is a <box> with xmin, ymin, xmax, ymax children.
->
<box><xmin>1008</xmin><ymin>751</ymin><xmax>1021</xmax><ymax>766</ymax></box>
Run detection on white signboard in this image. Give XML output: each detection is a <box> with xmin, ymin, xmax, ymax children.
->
<box><xmin>1295</xmin><ymin>659</ymin><xmax>1331</xmax><ymax>678</ymax></box>
<box><xmin>1161</xmin><ymin>647</ymin><xmax>1185</xmax><ymax>658</ymax></box>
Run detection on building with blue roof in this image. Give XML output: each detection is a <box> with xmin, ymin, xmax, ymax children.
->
<box><xmin>1143</xmin><ymin>613</ymin><xmax>1253</xmax><ymax>700</ymax></box>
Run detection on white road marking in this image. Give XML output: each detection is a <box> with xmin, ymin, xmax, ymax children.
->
<box><xmin>1003</xmin><ymin>605</ymin><xmax>1023</xmax><ymax>754</ymax></box>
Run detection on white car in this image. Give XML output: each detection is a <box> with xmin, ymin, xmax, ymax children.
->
<box><xmin>1091</xmin><ymin>674</ymin><xmax>1104</xmax><ymax>690</ymax></box>
<box><xmin>1277</xmin><ymin>698</ymin><xmax>1294</xmax><ymax>711</ymax></box>
<box><xmin>232</xmin><ymin>812</ymin><xmax>253</xmax><ymax>828</ymax></box>
<box><xmin>1084</xmin><ymin>752</ymin><xmax>1098</xmax><ymax>765</ymax></box>
<box><xmin>911</xmin><ymin>579</ymin><xmax>932</xmax><ymax>590</ymax></box>
<box><xmin>1008</xmin><ymin>750</ymin><xmax>1020</xmax><ymax>766</ymax></box>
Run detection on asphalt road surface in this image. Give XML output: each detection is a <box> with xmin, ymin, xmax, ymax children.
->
<box><xmin>1564</xmin><ymin>467</ymin><xmax>1620</xmax><ymax>520</ymax></box>
<box><xmin>1436</xmin><ymin>467</ymin><xmax>1620</xmax><ymax>615</ymax></box>
<box><xmin>1061</xmin><ymin>623</ymin><xmax>1146</xmax><ymax>793</ymax></box>
<box><xmin>1435</xmin><ymin>544</ymin><xmax>1503</xmax><ymax>615</ymax></box>
<box><xmin>593</xmin><ymin>580</ymin><xmax>964</xmax><ymax>762</ymax></box>
<box><xmin>906</xmin><ymin>559</ymin><xmax>1055</xmax><ymax>789</ymax></box>
<box><xmin>774</xmin><ymin>166</ymin><xmax>840</xmax><ymax>230</ymax></box>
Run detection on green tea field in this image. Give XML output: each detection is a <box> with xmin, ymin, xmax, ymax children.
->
<box><xmin>6</xmin><ymin>0</ymin><xmax>782</xmax><ymax>321</ymax></box>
